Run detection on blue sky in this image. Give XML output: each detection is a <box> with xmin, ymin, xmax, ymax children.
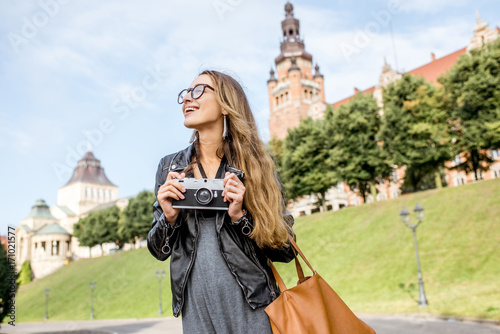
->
<box><xmin>1</xmin><ymin>0</ymin><xmax>499</xmax><ymax>234</ymax></box>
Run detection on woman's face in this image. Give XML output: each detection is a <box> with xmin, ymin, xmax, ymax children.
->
<box><xmin>182</xmin><ymin>74</ymin><xmax>223</xmax><ymax>133</ymax></box>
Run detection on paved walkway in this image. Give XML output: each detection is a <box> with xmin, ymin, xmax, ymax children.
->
<box><xmin>2</xmin><ymin>314</ymin><xmax>500</xmax><ymax>334</ymax></box>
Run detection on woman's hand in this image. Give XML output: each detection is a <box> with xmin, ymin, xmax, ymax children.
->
<box><xmin>222</xmin><ymin>172</ymin><xmax>246</xmax><ymax>221</ymax></box>
<box><xmin>157</xmin><ymin>172</ymin><xmax>186</xmax><ymax>226</ymax></box>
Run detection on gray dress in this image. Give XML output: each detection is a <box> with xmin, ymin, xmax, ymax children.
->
<box><xmin>181</xmin><ymin>212</ymin><xmax>273</xmax><ymax>334</ymax></box>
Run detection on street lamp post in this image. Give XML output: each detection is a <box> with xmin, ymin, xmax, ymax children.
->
<box><xmin>156</xmin><ymin>270</ymin><xmax>166</xmax><ymax>315</ymax></box>
<box><xmin>44</xmin><ymin>288</ymin><xmax>50</xmax><ymax>320</ymax></box>
<box><xmin>89</xmin><ymin>281</ymin><xmax>97</xmax><ymax>320</ymax></box>
<box><xmin>400</xmin><ymin>201</ymin><xmax>429</xmax><ymax>307</ymax></box>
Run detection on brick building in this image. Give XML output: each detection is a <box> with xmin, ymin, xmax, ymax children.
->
<box><xmin>268</xmin><ymin>3</ymin><xmax>500</xmax><ymax>215</ymax></box>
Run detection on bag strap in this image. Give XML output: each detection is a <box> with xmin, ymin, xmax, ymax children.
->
<box><xmin>269</xmin><ymin>236</ymin><xmax>317</xmax><ymax>293</ymax></box>
<box><xmin>288</xmin><ymin>237</ymin><xmax>316</xmax><ymax>274</ymax></box>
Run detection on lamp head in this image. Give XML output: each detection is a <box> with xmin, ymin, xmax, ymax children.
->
<box><xmin>414</xmin><ymin>201</ymin><xmax>424</xmax><ymax>220</ymax></box>
<box><xmin>400</xmin><ymin>206</ymin><xmax>410</xmax><ymax>224</ymax></box>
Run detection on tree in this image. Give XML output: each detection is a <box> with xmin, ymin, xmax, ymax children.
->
<box><xmin>0</xmin><ymin>244</ymin><xmax>17</xmax><ymax>325</ymax></box>
<box><xmin>281</xmin><ymin>113</ymin><xmax>339</xmax><ymax>211</ymax></box>
<box><xmin>380</xmin><ymin>74</ymin><xmax>452</xmax><ymax>191</ymax></box>
<box><xmin>94</xmin><ymin>206</ymin><xmax>122</xmax><ymax>251</ymax></box>
<box><xmin>16</xmin><ymin>260</ymin><xmax>32</xmax><ymax>286</ymax></box>
<box><xmin>73</xmin><ymin>214</ymin><xmax>99</xmax><ymax>257</ymax></box>
<box><xmin>74</xmin><ymin>205</ymin><xmax>123</xmax><ymax>256</ymax></box>
<box><xmin>267</xmin><ymin>138</ymin><xmax>292</xmax><ymax>199</ymax></box>
<box><xmin>329</xmin><ymin>93</ymin><xmax>392</xmax><ymax>203</ymax></box>
<box><xmin>118</xmin><ymin>190</ymin><xmax>156</xmax><ymax>245</ymax></box>
<box><xmin>439</xmin><ymin>38</ymin><xmax>500</xmax><ymax>181</ymax></box>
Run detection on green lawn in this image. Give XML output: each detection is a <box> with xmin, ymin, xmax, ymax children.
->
<box><xmin>15</xmin><ymin>178</ymin><xmax>500</xmax><ymax>322</ymax></box>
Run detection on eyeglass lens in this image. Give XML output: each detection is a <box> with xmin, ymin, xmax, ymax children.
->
<box><xmin>178</xmin><ymin>85</ymin><xmax>208</xmax><ymax>104</ymax></box>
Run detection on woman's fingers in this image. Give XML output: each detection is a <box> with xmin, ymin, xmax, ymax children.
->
<box><xmin>158</xmin><ymin>172</ymin><xmax>186</xmax><ymax>203</ymax></box>
<box><xmin>224</xmin><ymin>189</ymin><xmax>244</xmax><ymax>203</ymax></box>
<box><xmin>162</xmin><ymin>186</ymin><xmax>185</xmax><ymax>200</ymax></box>
<box><xmin>222</xmin><ymin>173</ymin><xmax>245</xmax><ymax>203</ymax></box>
<box><xmin>167</xmin><ymin>171</ymin><xmax>185</xmax><ymax>181</ymax></box>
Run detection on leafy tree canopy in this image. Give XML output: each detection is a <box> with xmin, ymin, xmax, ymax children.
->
<box><xmin>439</xmin><ymin>38</ymin><xmax>500</xmax><ymax>180</ymax></box>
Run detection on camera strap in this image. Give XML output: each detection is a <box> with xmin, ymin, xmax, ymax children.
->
<box><xmin>196</xmin><ymin>159</ymin><xmax>208</xmax><ymax>179</ymax></box>
<box><xmin>196</xmin><ymin>155</ymin><xmax>227</xmax><ymax>179</ymax></box>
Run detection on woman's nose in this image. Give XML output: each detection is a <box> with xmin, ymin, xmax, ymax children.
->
<box><xmin>182</xmin><ymin>90</ymin><xmax>193</xmax><ymax>104</ymax></box>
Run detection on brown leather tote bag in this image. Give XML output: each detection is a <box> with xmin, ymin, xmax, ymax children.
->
<box><xmin>265</xmin><ymin>237</ymin><xmax>376</xmax><ymax>334</ymax></box>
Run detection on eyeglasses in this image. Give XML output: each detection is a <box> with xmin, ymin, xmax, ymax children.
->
<box><xmin>178</xmin><ymin>84</ymin><xmax>215</xmax><ymax>104</ymax></box>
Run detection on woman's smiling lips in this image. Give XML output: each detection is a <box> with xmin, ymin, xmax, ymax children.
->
<box><xmin>183</xmin><ymin>105</ymin><xmax>199</xmax><ymax>116</ymax></box>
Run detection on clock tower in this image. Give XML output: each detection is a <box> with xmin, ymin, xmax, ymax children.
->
<box><xmin>268</xmin><ymin>2</ymin><xmax>326</xmax><ymax>140</ymax></box>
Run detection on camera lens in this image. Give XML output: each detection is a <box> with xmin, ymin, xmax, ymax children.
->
<box><xmin>195</xmin><ymin>188</ymin><xmax>213</xmax><ymax>205</ymax></box>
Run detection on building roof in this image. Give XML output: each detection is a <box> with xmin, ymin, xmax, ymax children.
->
<box><xmin>87</xmin><ymin>199</ymin><xmax>120</xmax><ymax>213</ymax></box>
<box><xmin>27</xmin><ymin>199</ymin><xmax>57</xmax><ymax>220</ymax></box>
<box><xmin>63</xmin><ymin>151</ymin><xmax>116</xmax><ymax>187</ymax></box>
<box><xmin>408</xmin><ymin>47</ymin><xmax>467</xmax><ymax>85</ymax></box>
<box><xmin>35</xmin><ymin>222</ymin><xmax>70</xmax><ymax>236</ymax></box>
<box><xmin>19</xmin><ymin>224</ymin><xmax>33</xmax><ymax>232</ymax></box>
<box><xmin>332</xmin><ymin>86</ymin><xmax>375</xmax><ymax>109</ymax></box>
<box><xmin>53</xmin><ymin>205</ymin><xmax>76</xmax><ymax>217</ymax></box>
<box><xmin>331</xmin><ymin>47</ymin><xmax>467</xmax><ymax>109</ymax></box>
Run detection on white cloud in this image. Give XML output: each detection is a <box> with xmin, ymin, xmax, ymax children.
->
<box><xmin>398</xmin><ymin>0</ymin><xmax>468</xmax><ymax>14</ymax></box>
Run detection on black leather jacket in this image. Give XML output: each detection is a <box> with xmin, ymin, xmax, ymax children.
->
<box><xmin>147</xmin><ymin>144</ymin><xmax>295</xmax><ymax>317</ymax></box>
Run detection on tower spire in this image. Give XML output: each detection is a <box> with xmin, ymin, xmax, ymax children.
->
<box><xmin>473</xmin><ymin>10</ymin><xmax>488</xmax><ymax>32</ymax></box>
<box><xmin>275</xmin><ymin>2</ymin><xmax>312</xmax><ymax>64</ymax></box>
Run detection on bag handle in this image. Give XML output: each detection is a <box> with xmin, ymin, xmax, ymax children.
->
<box><xmin>269</xmin><ymin>236</ymin><xmax>317</xmax><ymax>293</ymax></box>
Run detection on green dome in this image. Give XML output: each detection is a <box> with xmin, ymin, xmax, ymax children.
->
<box><xmin>27</xmin><ymin>199</ymin><xmax>56</xmax><ymax>220</ymax></box>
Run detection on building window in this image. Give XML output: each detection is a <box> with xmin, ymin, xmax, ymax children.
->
<box><xmin>491</xmin><ymin>149</ymin><xmax>500</xmax><ymax>159</ymax></box>
<box><xmin>41</xmin><ymin>241</ymin><xmax>46</xmax><ymax>253</ymax></box>
<box><xmin>493</xmin><ymin>170</ymin><xmax>499</xmax><ymax>178</ymax></box>
<box><xmin>109</xmin><ymin>190</ymin><xmax>112</xmax><ymax>198</ymax></box>
<box><xmin>391</xmin><ymin>167</ymin><xmax>398</xmax><ymax>183</ymax></box>
<box><xmin>91</xmin><ymin>188</ymin><xmax>95</xmax><ymax>198</ymax></box>
<box><xmin>51</xmin><ymin>240</ymin><xmax>60</xmax><ymax>256</ymax></box>
<box><xmin>275</xmin><ymin>96</ymin><xmax>279</xmax><ymax>106</ymax></box>
<box><xmin>97</xmin><ymin>189</ymin><xmax>100</xmax><ymax>199</ymax></box>
<box><xmin>85</xmin><ymin>187</ymin><xmax>88</xmax><ymax>198</ymax></box>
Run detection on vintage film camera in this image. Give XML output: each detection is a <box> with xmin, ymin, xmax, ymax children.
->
<box><xmin>172</xmin><ymin>178</ymin><xmax>229</xmax><ymax>210</ymax></box>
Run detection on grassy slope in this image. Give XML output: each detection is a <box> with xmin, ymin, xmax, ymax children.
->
<box><xmin>15</xmin><ymin>179</ymin><xmax>500</xmax><ymax>321</ymax></box>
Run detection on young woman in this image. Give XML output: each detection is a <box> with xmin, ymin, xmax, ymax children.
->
<box><xmin>147</xmin><ymin>70</ymin><xmax>295</xmax><ymax>333</ymax></box>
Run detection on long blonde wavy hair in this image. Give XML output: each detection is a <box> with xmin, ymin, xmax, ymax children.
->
<box><xmin>187</xmin><ymin>70</ymin><xmax>291</xmax><ymax>249</ymax></box>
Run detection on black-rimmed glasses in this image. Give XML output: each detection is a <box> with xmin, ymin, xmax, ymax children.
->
<box><xmin>178</xmin><ymin>84</ymin><xmax>215</xmax><ymax>104</ymax></box>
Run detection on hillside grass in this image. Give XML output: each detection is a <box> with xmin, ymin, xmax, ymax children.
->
<box><xmin>14</xmin><ymin>178</ymin><xmax>500</xmax><ymax>322</ymax></box>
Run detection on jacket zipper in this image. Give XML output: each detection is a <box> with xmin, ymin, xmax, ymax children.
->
<box><xmin>216</xmin><ymin>212</ymin><xmax>256</xmax><ymax>308</ymax></box>
<box><xmin>249</xmin><ymin>241</ymin><xmax>276</xmax><ymax>299</ymax></box>
<box><xmin>176</xmin><ymin>212</ymin><xmax>199</xmax><ymax>317</ymax></box>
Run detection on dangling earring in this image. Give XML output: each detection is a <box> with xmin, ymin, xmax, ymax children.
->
<box><xmin>222</xmin><ymin>114</ymin><xmax>228</xmax><ymax>140</ymax></box>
